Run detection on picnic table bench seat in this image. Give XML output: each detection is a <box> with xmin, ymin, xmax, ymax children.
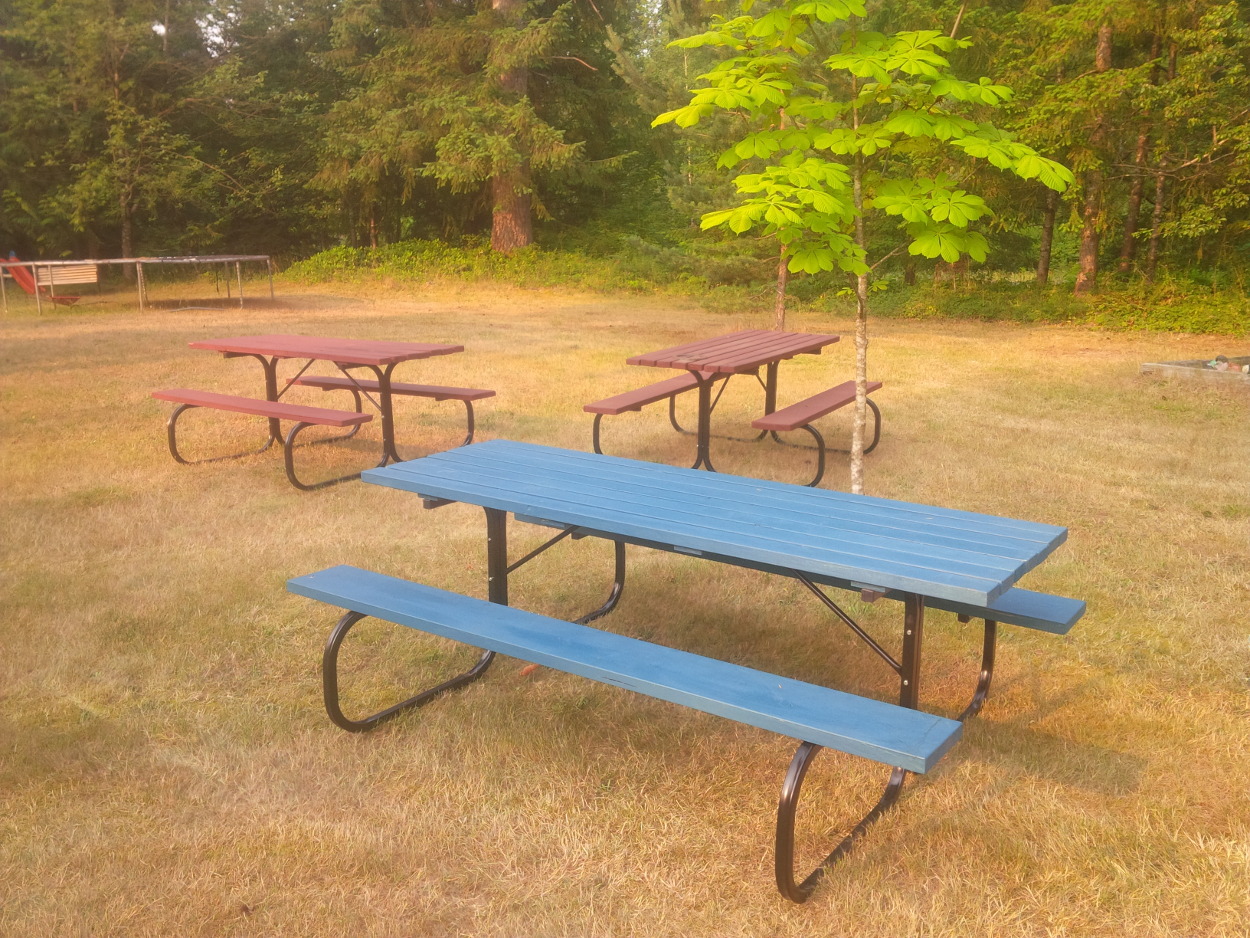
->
<box><xmin>584</xmin><ymin>372</ymin><xmax>724</xmax><ymax>456</ymax></box>
<box><xmin>291</xmin><ymin>375</ymin><xmax>495</xmax><ymax>447</ymax></box>
<box><xmin>151</xmin><ymin>388</ymin><xmax>373</xmax><ymax>491</ymax></box>
<box><xmin>289</xmin><ymin>564</ymin><xmax>964</xmax><ymax>903</ymax></box>
<box><xmin>750</xmin><ymin>380</ymin><xmax>883</xmax><ymax>487</ymax></box>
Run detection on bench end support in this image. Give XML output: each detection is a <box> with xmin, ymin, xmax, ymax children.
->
<box><xmin>775</xmin><ymin>743</ymin><xmax>908</xmax><ymax>903</ymax></box>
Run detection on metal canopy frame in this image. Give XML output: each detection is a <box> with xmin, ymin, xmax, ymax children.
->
<box><xmin>0</xmin><ymin>254</ymin><xmax>273</xmax><ymax>314</ymax></box>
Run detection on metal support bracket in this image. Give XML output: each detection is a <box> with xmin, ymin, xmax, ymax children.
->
<box><xmin>321</xmin><ymin>610</ymin><xmax>495</xmax><ymax>732</ymax></box>
<box><xmin>775</xmin><ymin>743</ymin><xmax>908</xmax><ymax>902</ymax></box>
<box><xmin>166</xmin><ymin>404</ymin><xmax>364</xmax><ymax>491</ymax></box>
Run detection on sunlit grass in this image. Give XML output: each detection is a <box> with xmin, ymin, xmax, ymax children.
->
<box><xmin>1</xmin><ymin>283</ymin><xmax>1247</xmax><ymax>936</ymax></box>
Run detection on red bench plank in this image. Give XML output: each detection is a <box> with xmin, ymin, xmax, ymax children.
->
<box><xmin>152</xmin><ymin>389</ymin><xmax>373</xmax><ymax>427</ymax></box>
<box><xmin>585</xmin><ymin>372</ymin><xmax>720</xmax><ymax>415</ymax></box>
<box><xmin>751</xmin><ymin>380</ymin><xmax>882</xmax><ymax>432</ymax></box>
<box><xmin>291</xmin><ymin>375</ymin><xmax>495</xmax><ymax>402</ymax></box>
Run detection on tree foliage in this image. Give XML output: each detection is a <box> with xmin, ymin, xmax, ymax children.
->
<box><xmin>654</xmin><ymin>0</ymin><xmax>1073</xmax><ymax>491</ymax></box>
<box><xmin>0</xmin><ymin>0</ymin><xmax>1246</xmax><ymax>295</ymax></box>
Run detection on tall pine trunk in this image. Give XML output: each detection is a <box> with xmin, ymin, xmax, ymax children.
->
<box><xmin>1075</xmin><ymin>23</ymin><xmax>1113</xmax><ymax>295</ymax></box>
<box><xmin>120</xmin><ymin>189</ymin><xmax>135</xmax><ymax>283</ymax></box>
<box><xmin>1118</xmin><ymin>129</ymin><xmax>1149</xmax><ymax>275</ymax></box>
<box><xmin>490</xmin><ymin>0</ymin><xmax>534</xmax><ymax>254</ymax></box>
<box><xmin>1037</xmin><ymin>188</ymin><xmax>1059</xmax><ymax>285</ymax></box>
<box><xmin>1119</xmin><ymin>30</ymin><xmax>1162</xmax><ymax>275</ymax></box>
<box><xmin>1146</xmin><ymin>37</ymin><xmax>1179</xmax><ymax>283</ymax></box>
<box><xmin>1146</xmin><ymin>164</ymin><xmax>1166</xmax><ymax>282</ymax></box>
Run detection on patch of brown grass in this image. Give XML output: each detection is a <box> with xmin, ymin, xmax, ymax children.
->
<box><xmin>1</xmin><ymin>284</ymin><xmax>1247</xmax><ymax>936</ymax></box>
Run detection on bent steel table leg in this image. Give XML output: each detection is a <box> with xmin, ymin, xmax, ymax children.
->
<box><xmin>574</xmin><ymin>540</ymin><xmax>626</xmax><ymax>625</ymax></box>
<box><xmin>164</xmin><ymin>403</ymin><xmax>275</xmax><ymax>464</ymax></box>
<box><xmin>321</xmin><ymin>610</ymin><xmax>495</xmax><ymax>732</ymax></box>
<box><xmin>282</xmin><ymin>421</ymin><xmax>367</xmax><ymax>491</ymax></box>
<box><xmin>668</xmin><ymin>374</ymin><xmax>766</xmax><ymax>442</ymax></box>
<box><xmin>956</xmin><ymin>618</ymin><xmax>998</xmax><ymax>721</ymax></box>
<box><xmin>351</xmin><ymin>363</ymin><xmax>401</xmax><ymax>465</ymax></box>
<box><xmin>775</xmin><ymin>743</ymin><xmax>908</xmax><ymax>903</ymax></box>
<box><xmin>690</xmin><ymin>372</ymin><xmax>717</xmax><ymax>472</ymax></box>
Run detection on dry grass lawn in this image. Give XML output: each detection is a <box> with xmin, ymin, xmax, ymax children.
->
<box><xmin>1</xmin><ymin>282</ymin><xmax>1248</xmax><ymax>937</ymax></box>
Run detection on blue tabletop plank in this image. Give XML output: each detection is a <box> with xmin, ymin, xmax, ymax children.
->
<box><xmin>363</xmin><ymin>440</ymin><xmax>1068</xmax><ymax>606</ymax></box>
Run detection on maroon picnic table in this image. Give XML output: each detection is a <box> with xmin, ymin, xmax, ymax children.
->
<box><xmin>188</xmin><ymin>334</ymin><xmax>464</xmax><ymax>465</ymax></box>
<box><xmin>626</xmin><ymin>329</ymin><xmax>840</xmax><ymax>472</ymax></box>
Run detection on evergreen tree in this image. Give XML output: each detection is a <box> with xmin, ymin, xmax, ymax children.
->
<box><xmin>319</xmin><ymin>0</ymin><xmax>631</xmax><ymax>252</ymax></box>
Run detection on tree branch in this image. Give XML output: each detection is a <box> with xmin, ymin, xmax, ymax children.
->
<box><xmin>549</xmin><ymin>55</ymin><xmax>598</xmax><ymax>71</ymax></box>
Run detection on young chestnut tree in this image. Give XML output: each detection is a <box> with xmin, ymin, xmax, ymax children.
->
<box><xmin>655</xmin><ymin>0</ymin><xmax>1072</xmax><ymax>493</ymax></box>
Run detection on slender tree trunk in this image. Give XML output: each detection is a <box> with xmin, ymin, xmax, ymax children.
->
<box><xmin>1146</xmin><ymin>163</ymin><xmax>1166</xmax><ymax>282</ymax></box>
<box><xmin>490</xmin><ymin>0</ymin><xmax>533</xmax><ymax>254</ymax></box>
<box><xmin>1146</xmin><ymin>39</ymin><xmax>1177</xmax><ymax>283</ymax></box>
<box><xmin>120</xmin><ymin>190</ymin><xmax>135</xmax><ymax>282</ymax></box>
<box><xmin>949</xmin><ymin>2</ymin><xmax>968</xmax><ymax>39</ymax></box>
<box><xmin>1074</xmin><ymin>170</ymin><xmax>1102</xmax><ymax>294</ymax></box>
<box><xmin>773</xmin><ymin>249</ymin><xmax>788</xmax><ymax>330</ymax></box>
<box><xmin>1075</xmin><ymin>23</ymin><xmax>1113</xmax><ymax>295</ymax></box>
<box><xmin>1036</xmin><ymin>188</ymin><xmax>1059</xmax><ymax>285</ymax></box>
<box><xmin>1119</xmin><ymin>30</ymin><xmax>1162</xmax><ymax>275</ymax></box>
<box><xmin>850</xmin><ymin>150</ymin><xmax>868</xmax><ymax>497</ymax></box>
<box><xmin>1118</xmin><ymin>129</ymin><xmax>1150</xmax><ymax>275</ymax></box>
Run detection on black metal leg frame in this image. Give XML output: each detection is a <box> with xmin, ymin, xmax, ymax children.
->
<box><xmin>775</xmin><ymin>579</ymin><xmax>1003</xmax><ymax>899</ymax></box>
<box><xmin>320</xmin><ymin>514</ymin><xmax>999</xmax><ymax>902</ymax></box>
<box><xmin>317</xmin><ymin>363</ymin><xmax>411</xmax><ymax>464</ymax></box>
<box><xmin>667</xmin><ymin>370</ymin><xmax>771</xmax><ymax>443</ymax></box>
<box><xmin>321</xmin><ymin>508</ymin><xmax>627</xmax><ymax>732</ymax></box>
<box><xmin>240</xmin><ymin>352</ymin><xmax>404</xmax><ymax>465</ymax></box>
<box><xmin>165</xmin><ymin>401</ymin><xmax>363</xmax><ymax>491</ymax></box>
<box><xmin>165</xmin><ymin>353</ymin><xmax>369</xmax><ymax>489</ymax></box>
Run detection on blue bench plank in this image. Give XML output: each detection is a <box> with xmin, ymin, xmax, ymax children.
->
<box><xmin>363</xmin><ymin>441</ymin><xmax>1069</xmax><ymax>605</ymax></box>
<box><xmin>914</xmin><ymin>587</ymin><xmax>1085</xmax><ymax>635</ymax></box>
<box><xmin>289</xmin><ymin>565</ymin><xmax>963</xmax><ymax>773</ymax></box>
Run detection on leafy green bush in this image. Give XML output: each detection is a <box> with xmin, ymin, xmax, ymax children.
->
<box><xmin>1085</xmin><ymin>281</ymin><xmax>1249</xmax><ymax>336</ymax></box>
<box><xmin>281</xmin><ymin>239</ymin><xmax>1249</xmax><ymax>335</ymax></box>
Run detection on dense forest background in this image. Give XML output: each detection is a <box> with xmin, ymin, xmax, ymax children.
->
<box><xmin>3</xmin><ymin>0</ymin><xmax>1249</xmax><ymax>329</ymax></box>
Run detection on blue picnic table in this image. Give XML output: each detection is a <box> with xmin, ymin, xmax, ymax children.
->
<box><xmin>290</xmin><ymin>439</ymin><xmax>1083</xmax><ymax>901</ymax></box>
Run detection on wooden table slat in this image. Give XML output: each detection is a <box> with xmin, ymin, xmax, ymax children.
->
<box><xmin>476</xmin><ymin>442</ymin><xmax>1065</xmax><ymax>551</ymax></box>
<box><xmin>189</xmin><ymin>334</ymin><xmax>463</xmax><ymax>366</ymax></box>
<box><xmin>401</xmin><ymin>448</ymin><xmax>1060</xmax><ymax>565</ymax></box>
<box><xmin>364</xmin><ymin>441</ymin><xmax>1068</xmax><ymax>604</ymax></box>
<box><xmin>626</xmin><ymin>329</ymin><xmax>839</xmax><ymax>373</ymax></box>
<box><xmin>375</xmin><ymin>457</ymin><xmax>1031</xmax><ymax>584</ymax></box>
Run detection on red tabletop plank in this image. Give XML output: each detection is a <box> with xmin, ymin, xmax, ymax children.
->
<box><xmin>626</xmin><ymin>329</ymin><xmax>839</xmax><ymax>373</ymax></box>
<box><xmin>189</xmin><ymin>334</ymin><xmax>463</xmax><ymax>367</ymax></box>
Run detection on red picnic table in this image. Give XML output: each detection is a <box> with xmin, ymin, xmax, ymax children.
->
<box><xmin>153</xmin><ymin>334</ymin><xmax>496</xmax><ymax>489</ymax></box>
<box><xmin>622</xmin><ymin>329</ymin><xmax>841</xmax><ymax>473</ymax></box>
<box><xmin>188</xmin><ymin>334</ymin><xmax>466</xmax><ymax>466</ymax></box>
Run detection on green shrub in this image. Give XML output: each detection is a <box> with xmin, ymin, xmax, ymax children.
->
<box><xmin>1086</xmin><ymin>281</ymin><xmax>1249</xmax><ymax>336</ymax></box>
<box><xmin>281</xmin><ymin>240</ymin><xmax>1249</xmax><ymax>335</ymax></box>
